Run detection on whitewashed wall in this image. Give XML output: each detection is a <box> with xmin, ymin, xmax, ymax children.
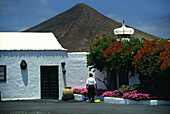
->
<box><xmin>0</xmin><ymin>50</ymin><xmax>68</xmax><ymax>100</ymax></box>
<box><xmin>65</xmin><ymin>53</ymin><xmax>90</xmax><ymax>89</ymax></box>
<box><xmin>65</xmin><ymin>53</ymin><xmax>107</xmax><ymax>90</ymax></box>
<box><xmin>94</xmin><ymin>68</ymin><xmax>107</xmax><ymax>90</ymax></box>
<box><xmin>128</xmin><ymin>72</ymin><xmax>140</xmax><ymax>86</ymax></box>
<box><xmin>0</xmin><ymin>51</ymin><xmax>106</xmax><ymax>101</ymax></box>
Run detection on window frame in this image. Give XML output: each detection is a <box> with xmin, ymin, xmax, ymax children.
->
<box><xmin>0</xmin><ymin>65</ymin><xmax>6</xmax><ymax>81</ymax></box>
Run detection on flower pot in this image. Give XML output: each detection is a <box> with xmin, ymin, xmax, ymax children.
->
<box><xmin>62</xmin><ymin>86</ymin><xmax>74</xmax><ymax>100</ymax></box>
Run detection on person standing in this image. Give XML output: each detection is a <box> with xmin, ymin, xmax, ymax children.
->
<box><xmin>86</xmin><ymin>73</ymin><xmax>97</xmax><ymax>103</ymax></box>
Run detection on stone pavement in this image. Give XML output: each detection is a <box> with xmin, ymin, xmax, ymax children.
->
<box><xmin>0</xmin><ymin>99</ymin><xmax>170</xmax><ymax>114</ymax></box>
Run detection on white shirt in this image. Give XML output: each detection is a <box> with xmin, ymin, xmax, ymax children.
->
<box><xmin>86</xmin><ymin>77</ymin><xmax>96</xmax><ymax>86</ymax></box>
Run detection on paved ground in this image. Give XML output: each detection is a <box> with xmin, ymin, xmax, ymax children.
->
<box><xmin>0</xmin><ymin>99</ymin><xmax>170</xmax><ymax>114</ymax></box>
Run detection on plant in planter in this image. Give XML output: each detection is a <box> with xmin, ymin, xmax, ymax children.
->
<box><xmin>73</xmin><ymin>88</ymin><xmax>88</xmax><ymax>95</ymax></box>
<box><xmin>73</xmin><ymin>88</ymin><xmax>105</xmax><ymax>101</ymax></box>
<box><xmin>80</xmin><ymin>88</ymin><xmax>88</xmax><ymax>95</ymax></box>
<box><xmin>73</xmin><ymin>88</ymin><xmax>105</xmax><ymax>95</ymax></box>
<box><xmin>73</xmin><ymin>88</ymin><xmax>81</xmax><ymax>94</ymax></box>
<box><xmin>102</xmin><ymin>90</ymin><xmax>121</xmax><ymax>97</ymax></box>
<box><xmin>122</xmin><ymin>90</ymin><xmax>151</xmax><ymax>101</ymax></box>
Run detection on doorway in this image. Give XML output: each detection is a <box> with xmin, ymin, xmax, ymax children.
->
<box><xmin>40</xmin><ymin>66</ymin><xmax>59</xmax><ymax>99</ymax></box>
<box><xmin>119</xmin><ymin>71</ymin><xmax>129</xmax><ymax>88</ymax></box>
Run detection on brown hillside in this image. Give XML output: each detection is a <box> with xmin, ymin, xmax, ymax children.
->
<box><xmin>25</xmin><ymin>3</ymin><xmax>161</xmax><ymax>52</ymax></box>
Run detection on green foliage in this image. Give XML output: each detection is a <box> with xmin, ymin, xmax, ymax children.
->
<box><xmin>87</xmin><ymin>35</ymin><xmax>170</xmax><ymax>80</ymax></box>
<box><xmin>132</xmin><ymin>39</ymin><xmax>170</xmax><ymax>79</ymax></box>
<box><xmin>86</xmin><ymin>34</ymin><xmax>116</xmax><ymax>71</ymax></box>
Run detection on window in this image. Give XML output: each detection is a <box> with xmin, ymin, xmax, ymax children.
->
<box><xmin>0</xmin><ymin>65</ymin><xmax>6</xmax><ymax>81</ymax></box>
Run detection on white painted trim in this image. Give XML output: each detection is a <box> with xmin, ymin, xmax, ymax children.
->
<box><xmin>67</xmin><ymin>52</ymin><xmax>89</xmax><ymax>54</ymax></box>
<box><xmin>74</xmin><ymin>94</ymin><xmax>85</xmax><ymax>101</ymax></box>
<box><xmin>104</xmin><ymin>97</ymin><xmax>170</xmax><ymax>105</ymax></box>
<box><xmin>2</xmin><ymin>97</ymin><xmax>40</xmax><ymax>101</ymax></box>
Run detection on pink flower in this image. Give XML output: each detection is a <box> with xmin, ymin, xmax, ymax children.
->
<box><xmin>102</xmin><ymin>90</ymin><xmax>121</xmax><ymax>97</ymax></box>
<box><xmin>122</xmin><ymin>90</ymin><xmax>152</xmax><ymax>101</ymax></box>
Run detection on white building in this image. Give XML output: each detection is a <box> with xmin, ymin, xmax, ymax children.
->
<box><xmin>0</xmin><ymin>32</ymin><xmax>97</xmax><ymax>101</ymax></box>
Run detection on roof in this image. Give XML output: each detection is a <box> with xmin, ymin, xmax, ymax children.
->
<box><xmin>0</xmin><ymin>32</ymin><xmax>67</xmax><ymax>51</ymax></box>
<box><xmin>114</xmin><ymin>20</ymin><xmax>134</xmax><ymax>35</ymax></box>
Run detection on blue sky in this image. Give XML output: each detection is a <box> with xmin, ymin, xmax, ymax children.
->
<box><xmin>0</xmin><ymin>0</ymin><xmax>170</xmax><ymax>38</ymax></box>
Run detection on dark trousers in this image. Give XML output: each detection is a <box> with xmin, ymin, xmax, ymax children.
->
<box><xmin>88</xmin><ymin>85</ymin><xmax>95</xmax><ymax>102</ymax></box>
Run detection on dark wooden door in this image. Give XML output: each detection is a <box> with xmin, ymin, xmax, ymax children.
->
<box><xmin>119</xmin><ymin>71</ymin><xmax>129</xmax><ymax>87</ymax></box>
<box><xmin>41</xmin><ymin>66</ymin><xmax>59</xmax><ymax>99</ymax></box>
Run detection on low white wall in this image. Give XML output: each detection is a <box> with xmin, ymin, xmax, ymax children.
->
<box><xmin>104</xmin><ymin>97</ymin><xmax>170</xmax><ymax>105</ymax></box>
<box><xmin>74</xmin><ymin>94</ymin><xmax>104</xmax><ymax>101</ymax></box>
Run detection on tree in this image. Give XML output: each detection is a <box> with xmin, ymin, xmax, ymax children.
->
<box><xmin>87</xmin><ymin>35</ymin><xmax>170</xmax><ymax>93</ymax></box>
<box><xmin>87</xmin><ymin>34</ymin><xmax>117</xmax><ymax>72</ymax></box>
<box><xmin>132</xmin><ymin>39</ymin><xmax>170</xmax><ymax>79</ymax></box>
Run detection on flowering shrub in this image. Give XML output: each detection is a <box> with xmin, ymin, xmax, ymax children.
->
<box><xmin>103</xmin><ymin>38</ymin><xmax>144</xmax><ymax>72</ymax></box>
<box><xmin>87</xmin><ymin>34</ymin><xmax>117</xmax><ymax>71</ymax></box>
<box><xmin>132</xmin><ymin>39</ymin><xmax>170</xmax><ymax>77</ymax></box>
<box><xmin>73</xmin><ymin>88</ymin><xmax>81</xmax><ymax>94</ymax></box>
<box><xmin>87</xmin><ymin>36</ymin><xmax>169</xmax><ymax>79</ymax></box>
<box><xmin>87</xmin><ymin>36</ymin><xmax>145</xmax><ymax>73</ymax></box>
<box><xmin>102</xmin><ymin>90</ymin><xmax>121</xmax><ymax>97</ymax></box>
<box><xmin>87</xmin><ymin>36</ymin><xmax>169</xmax><ymax>95</ymax></box>
<box><xmin>103</xmin><ymin>41</ymin><xmax>124</xmax><ymax>71</ymax></box>
<box><xmin>80</xmin><ymin>88</ymin><xmax>88</xmax><ymax>95</ymax></box>
<box><xmin>73</xmin><ymin>88</ymin><xmax>88</xmax><ymax>95</ymax></box>
<box><xmin>103</xmin><ymin>90</ymin><xmax>170</xmax><ymax>101</ymax></box>
<box><xmin>73</xmin><ymin>88</ymin><xmax>105</xmax><ymax>95</ymax></box>
<box><xmin>122</xmin><ymin>90</ymin><xmax>151</xmax><ymax>101</ymax></box>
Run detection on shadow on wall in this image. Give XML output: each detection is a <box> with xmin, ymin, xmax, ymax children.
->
<box><xmin>21</xmin><ymin>68</ymin><xmax>28</xmax><ymax>86</ymax></box>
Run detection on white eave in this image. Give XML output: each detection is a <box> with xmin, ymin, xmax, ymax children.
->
<box><xmin>0</xmin><ymin>32</ymin><xmax>67</xmax><ymax>51</ymax></box>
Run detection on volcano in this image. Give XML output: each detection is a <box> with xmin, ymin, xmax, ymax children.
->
<box><xmin>25</xmin><ymin>3</ymin><xmax>160</xmax><ymax>52</ymax></box>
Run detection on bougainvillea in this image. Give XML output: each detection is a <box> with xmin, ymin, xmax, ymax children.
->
<box><xmin>87</xmin><ymin>36</ymin><xmax>169</xmax><ymax>80</ymax></box>
<box><xmin>103</xmin><ymin>41</ymin><xmax>124</xmax><ymax>71</ymax></box>
<box><xmin>102</xmin><ymin>38</ymin><xmax>144</xmax><ymax>72</ymax></box>
<box><xmin>86</xmin><ymin>34</ymin><xmax>117</xmax><ymax>71</ymax></box>
<box><xmin>132</xmin><ymin>39</ymin><xmax>170</xmax><ymax>78</ymax></box>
